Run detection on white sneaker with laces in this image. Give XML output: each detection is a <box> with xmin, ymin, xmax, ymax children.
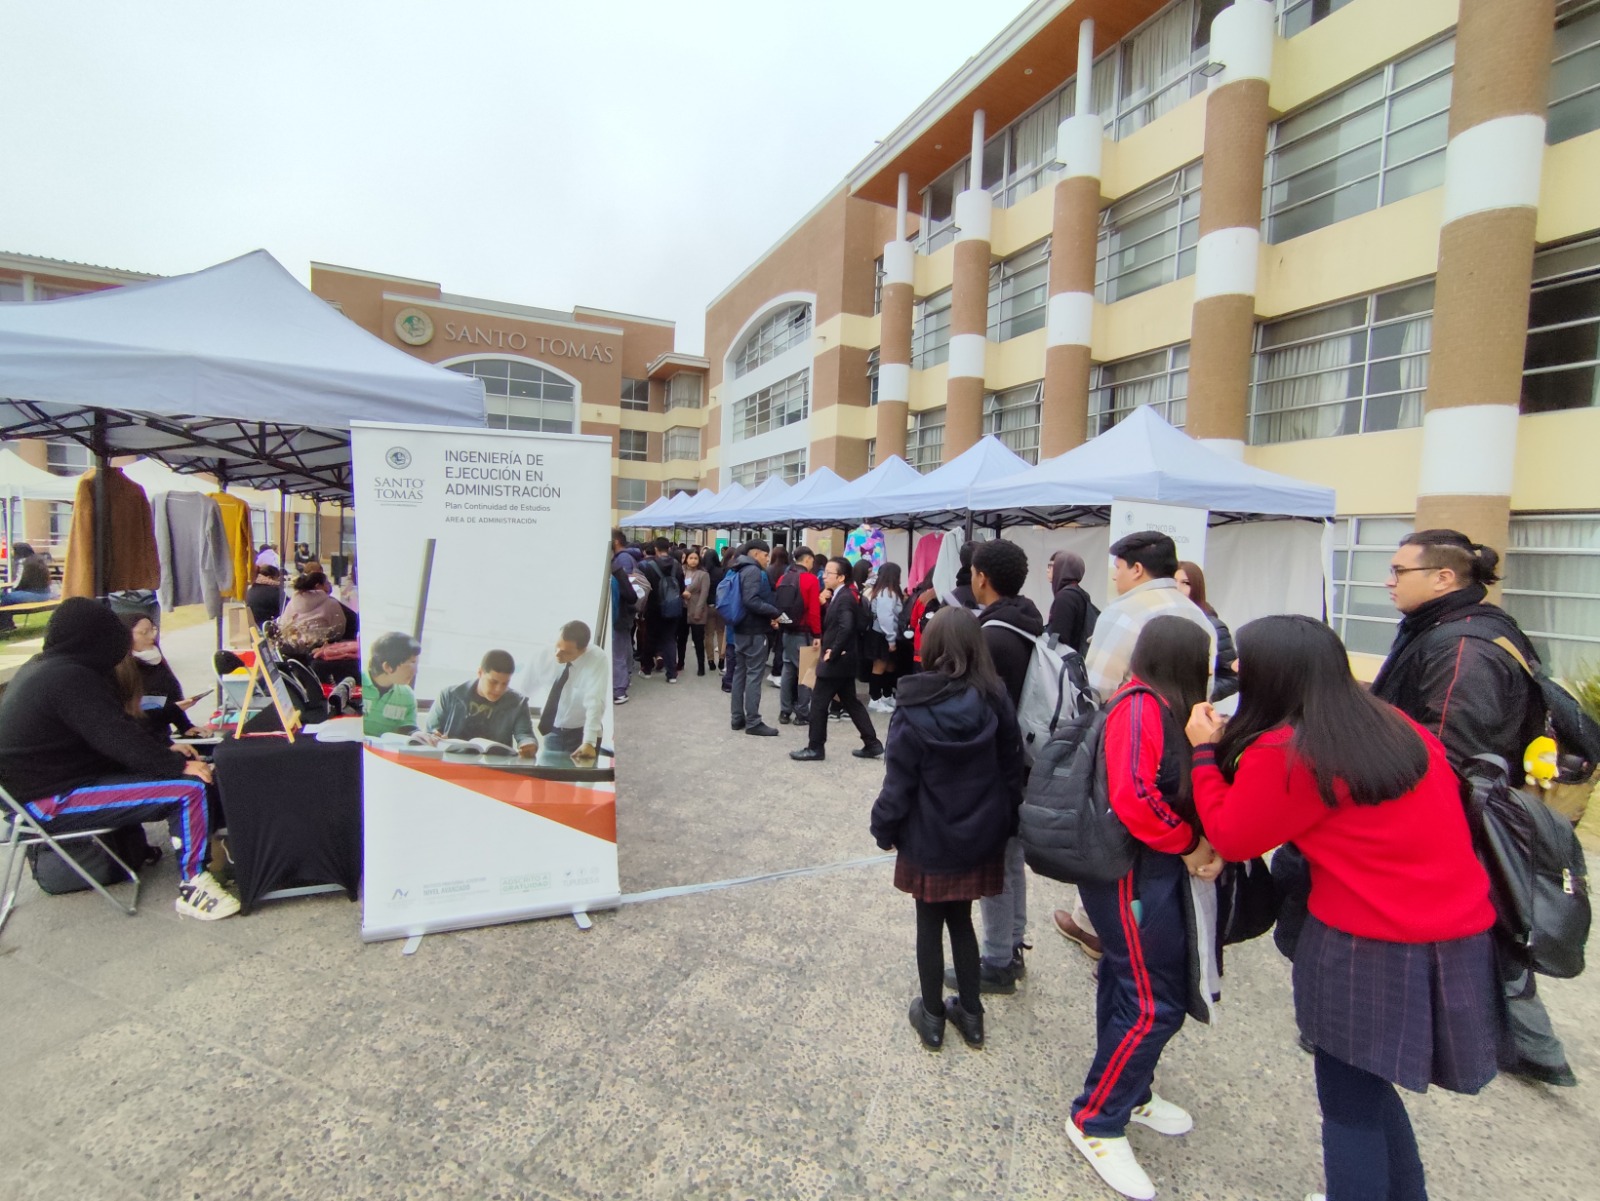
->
<box><xmin>1129</xmin><ymin>1092</ymin><xmax>1192</xmax><ymax>1136</ymax></box>
<box><xmin>175</xmin><ymin>871</ymin><xmax>241</xmax><ymax>921</ymax></box>
<box><xmin>1066</xmin><ymin>1119</ymin><xmax>1155</xmax><ymax>1200</ymax></box>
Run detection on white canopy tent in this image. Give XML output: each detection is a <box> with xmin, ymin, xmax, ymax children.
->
<box><xmin>621</xmin><ymin>489</ymin><xmax>694</xmax><ymax>529</ymax></box>
<box><xmin>736</xmin><ymin>466</ymin><xmax>847</xmax><ymax>526</ymax></box>
<box><xmin>0</xmin><ymin>249</ymin><xmax>486</xmax><ymax>500</ymax></box>
<box><xmin>861</xmin><ymin>436</ymin><xmax>1033</xmax><ymax>529</ymax></box>
<box><xmin>687</xmin><ymin>476</ymin><xmax>786</xmax><ymax>529</ymax></box>
<box><xmin>786</xmin><ymin>455</ymin><xmax>921</xmax><ymax>527</ymax></box>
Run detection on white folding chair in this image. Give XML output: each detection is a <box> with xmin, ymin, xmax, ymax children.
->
<box><xmin>0</xmin><ymin>785</ymin><xmax>142</xmax><ymax>938</ymax></box>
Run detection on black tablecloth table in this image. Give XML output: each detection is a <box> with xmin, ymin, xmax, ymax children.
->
<box><xmin>213</xmin><ymin>737</ymin><xmax>362</xmax><ymax>914</ymax></box>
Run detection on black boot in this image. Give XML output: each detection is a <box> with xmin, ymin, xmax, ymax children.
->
<box><xmin>908</xmin><ymin>996</ymin><xmax>945</xmax><ymax>1050</ymax></box>
<box><xmin>944</xmin><ymin>997</ymin><xmax>984</xmax><ymax>1048</ymax></box>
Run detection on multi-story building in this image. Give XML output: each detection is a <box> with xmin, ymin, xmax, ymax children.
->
<box><xmin>701</xmin><ymin>0</ymin><xmax>1600</xmax><ymax>674</ymax></box>
<box><xmin>310</xmin><ymin>265</ymin><xmax>709</xmax><ymax>520</ymax></box>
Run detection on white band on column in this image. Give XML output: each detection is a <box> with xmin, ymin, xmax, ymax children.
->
<box><xmin>953</xmin><ymin>189</ymin><xmax>992</xmax><ymax>244</ymax></box>
<box><xmin>947</xmin><ymin>333</ymin><xmax>988</xmax><ymax>380</ymax></box>
<box><xmin>1055</xmin><ymin>113</ymin><xmax>1102</xmax><ymax>181</ymax></box>
<box><xmin>1194</xmin><ymin>227</ymin><xmax>1260</xmax><ymax>301</ymax></box>
<box><xmin>1208</xmin><ymin>0</ymin><xmax>1273</xmax><ymax>88</ymax></box>
<box><xmin>879</xmin><ymin>363</ymin><xmax>910</xmax><ymax>403</ymax></box>
<box><xmin>883</xmin><ymin>240</ymin><xmax>915</xmax><ymax>287</ymax></box>
<box><xmin>1199</xmin><ymin>438</ymin><xmax>1246</xmax><ymax>460</ymax></box>
<box><xmin>1440</xmin><ymin>114</ymin><xmax>1546</xmax><ymax>226</ymax></box>
<box><xmin>1417</xmin><ymin>404</ymin><xmax>1519</xmax><ymax>497</ymax></box>
<box><xmin>1047</xmin><ymin>292</ymin><xmax>1094</xmax><ymax>348</ymax></box>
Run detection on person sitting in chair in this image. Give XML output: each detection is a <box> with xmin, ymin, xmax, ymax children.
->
<box><xmin>519</xmin><ymin>621</ymin><xmax>609</xmax><ymax>762</ymax></box>
<box><xmin>424</xmin><ymin>649</ymin><xmax>537</xmax><ymax>757</ymax></box>
<box><xmin>0</xmin><ymin>598</ymin><xmax>238</xmax><ymax>921</ymax></box>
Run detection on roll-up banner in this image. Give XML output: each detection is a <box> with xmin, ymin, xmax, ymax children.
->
<box><xmin>351</xmin><ymin>421</ymin><xmax>619</xmax><ymax>941</ymax></box>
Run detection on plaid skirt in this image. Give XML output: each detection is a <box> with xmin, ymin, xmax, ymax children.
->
<box><xmin>894</xmin><ymin>853</ymin><xmax>1005</xmax><ymax>903</ymax></box>
<box><xmin>1293</xmin><ymin>914</ymin><xmax>1499</xmax><ymax>1095</ymax></box>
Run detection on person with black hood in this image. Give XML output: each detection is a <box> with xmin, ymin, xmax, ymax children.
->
<box><xmin>964</xmin><ymin>537</ymin><xmax>1043</xmax><ymax>992</ymax></box>
<box><xmin>1046</xmin><ymin>551</ymin><xmax>1098</xmax><ymax>655</ymax></box>
<box><xmin>791</xmin><ymin>556</ymin><xmax>881</xmax><ymax>762</ymax></box>
<box><xmin>1371</xmin><ymin>528</ymin><xmax>1576</xmax><ymax>1088</ymax></box>
<box><xmin>727</xmin><ymin>539</ymin><xmax>782</xmax><ymax>736</ymax></box>
<box><xmin>0</xmin><ymin>598</ymin><xmax>238</xmax><ymax>921</ymax></box>
<box><xmin>870</xmin><ymin>607</ymin><xmax>1023</xmax><ymax>1052</ymax></box>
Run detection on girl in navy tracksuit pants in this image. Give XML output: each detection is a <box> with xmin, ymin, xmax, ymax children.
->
<box><xmin>1067</xmin><ymin>616</ymin><xmax>1217</xmax><ymax>1201</ymax></box>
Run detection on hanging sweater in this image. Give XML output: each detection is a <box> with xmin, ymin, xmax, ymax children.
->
<box><xmin>62</xmin><ymin>467</ymin><xmax>162</xmax><ymax>597</ymax></box>
<box><xmin>155</xmin><ymin>491</ymin><xmax>234</xmax><ymax>617</ymax></box>
<box><xmin>210</xmin><ymin>492</ymin><xmax>254</xmax><ymax>602</ymax></box>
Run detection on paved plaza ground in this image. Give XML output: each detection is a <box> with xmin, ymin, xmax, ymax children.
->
<box><xmin>3</xmin><ymin>623</ymin><xmax>1597</xmax><ymax>1200</ymax></box>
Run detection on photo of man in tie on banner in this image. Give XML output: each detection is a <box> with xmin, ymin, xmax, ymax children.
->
<box><xmin>351</xmin><ymin>421</ymin><xmax>619</xmax><ymax>942</ymax></box>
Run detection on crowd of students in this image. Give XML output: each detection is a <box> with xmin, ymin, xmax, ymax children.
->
<box><xmin>616</xmin><ymin>522</ymin><xmax>1576</xmax><ymax>1201</ymax></box>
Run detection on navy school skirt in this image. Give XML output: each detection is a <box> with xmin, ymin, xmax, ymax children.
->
<box><xmin>1293</xmin><ymin>914</ymin><xmax>1499</xmax><ymax>1095</ymax></box>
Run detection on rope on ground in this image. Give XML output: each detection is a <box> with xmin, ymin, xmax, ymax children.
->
<box><xmin>618</xmin><ymin>853</ymin><xmax>893</xmax><ymax>907</ymax></box>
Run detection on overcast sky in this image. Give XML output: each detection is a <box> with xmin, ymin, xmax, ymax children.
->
<box><xmin>1</xmin><ymin>1</ymin><xmax>1019</xmax><ymax>354</ymax></box>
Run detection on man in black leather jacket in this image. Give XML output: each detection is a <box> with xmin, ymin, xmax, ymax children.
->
<box><xmin>1371</xmin><ymin>528</ymin><xmax>1574</xmax><ymax>1087</ymax></box>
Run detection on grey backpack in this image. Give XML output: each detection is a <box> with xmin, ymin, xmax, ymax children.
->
<box><xmin>984</xmin><ymin>621</ymin><xmax>1095</xmax><ymax>766</ymax></box>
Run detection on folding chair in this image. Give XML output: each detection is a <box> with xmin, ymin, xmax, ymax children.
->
<box><xmin>0</xmin><ymin>785</ymin><xmax>142</xmax><ymax>938</ymax></box>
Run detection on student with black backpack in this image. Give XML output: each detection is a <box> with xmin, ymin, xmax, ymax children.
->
<box><xmin>774</xmin><ymin>546</ymin><xmax>821</xmax><ymax>725</ymax></box>
<box><xmin>640</xmin><ymin>537</ymin><xmax>684</xmax><ymax>685</ymax></box>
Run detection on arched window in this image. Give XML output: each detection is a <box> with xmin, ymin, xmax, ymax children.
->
<box><xmin>732</xmin><ymin>303</ymin><xmax>812</xmax><ymax>378</ymax></box>
<box><xmin>447</xmin><ymin>359</ymin><xmax>575</xmax><ymax>433</ymax></box>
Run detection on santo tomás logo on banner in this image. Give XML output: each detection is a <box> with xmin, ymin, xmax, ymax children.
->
<box><xmin>350</xmin><ymin>420</ymin><xmax>619</xmax><ymax>942</ymax></box>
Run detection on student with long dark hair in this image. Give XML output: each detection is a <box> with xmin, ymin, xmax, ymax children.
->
<box><xmin>1174</xmin><ymin>560</ymin><xmax>1237</xmax><ymax>701</ymax></box>
<box><xmin>869</xmin><ymin>607</ymin><xmax>1022</xmax><ymax>1052</ymax></box>
<box><xmin>865</xmin><ymin>561</ymin><xmax>905</xmax><ymax>710</ymax></box>
<box><xmin>1188</xmin><ymin>615</ymin><xmax>1498</xmax><ymax>1201</ymax></box>
<box><xmin>1066</xmin><ymin>616</ymin><xmax>1219</xmax><ymax>1201</ymax></box>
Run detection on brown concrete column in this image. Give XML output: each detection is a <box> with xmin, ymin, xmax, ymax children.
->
<box><xmin>877</xmin><ymin>175</ymin><xmax>915</xmax><ymax>463</ymax></box>
<box><xmin>1186</xmin><ymin>0</ymin><xmax>1274</xmax><ymax>458</ymax></box>
<box><xmin>944</xmin><ymin>110</ymin><xmax>992</xmax><ymax>457</ymax></box>
<box><xmin>1413</xmin><ymin>0</ymin><xmax>1554</xmax><ymax>556</ymax></box>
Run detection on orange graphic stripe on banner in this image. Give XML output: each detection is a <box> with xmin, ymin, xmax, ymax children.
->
<box><xmin>371</xmin><ymin>750</ymin><xmax>617</xmax><ymax>844</ymax></box>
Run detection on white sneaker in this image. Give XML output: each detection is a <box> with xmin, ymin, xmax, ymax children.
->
<box><xmin>175</xmin><ymin>871</ymin><xmax>241</xmax><ymax>921</ymax></box>
<box><xmin>766</xmin><ymin>674</ymin><xmax>782</xmax><ymax>688</ymax></box>
<box><xmin>1307</xmin><ymin>1195</ymin><xmax>1327</xmax><ymax>1201</ymax></box>
<box><xmin>1066</xmin><ymin>1119</ymin><xmax>1155</xmax><ymax>1200</ymax></box>
<box><xmin>1129</xmin><ymin>1092</ymin><xmax>1192</xmax><ymax>1136</ymax></box>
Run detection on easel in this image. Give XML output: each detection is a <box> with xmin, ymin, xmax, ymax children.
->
<box><xmin>231</xmin><ymin>625</ymin><xmax>302</xmax><ymax>741</ymax></box>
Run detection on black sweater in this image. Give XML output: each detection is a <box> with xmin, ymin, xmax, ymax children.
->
<box><xmin>977</xmin><ymin>595</ymin><xmax>1045</xmax><ymax>707</ymax></box>
<box><xmin>0</xmin><ymin>601</ymin><xmax>187</xmax><ymax>801</ymax></box>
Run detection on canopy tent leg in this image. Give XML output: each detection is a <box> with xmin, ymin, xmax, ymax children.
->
<box><xmin>92</xmin><ymin>412</ymin><xmax>110</xmax><ymax>599</ymax></box>
<box><xmin>277</xmin><ymin>490</ymin><xmax>288</xmax><ymax>577</ymax></box>
<box><xmin>312</xmin><ymin>498</ymin><xmax>322</xmax><ymax>557</ymax></box>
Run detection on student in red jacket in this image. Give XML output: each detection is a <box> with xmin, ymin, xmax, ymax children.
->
<box><xmin>1066</xmin><ymin>616</ymin><xmax>1219</xmax><ymax>1201</ymax></box>
<box><xmin>1187</xmin><ymin>615</ymin><xmax>1498</xmax><ymax>1201</ymax></box>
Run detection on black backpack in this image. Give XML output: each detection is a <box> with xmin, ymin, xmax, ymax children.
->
<box><xmin>28</xmin><ymin>824</ymin><xmax>153</xmax><ymax>895</ymax></box>
<box><xmin>773</xmin><ymin>566</ymin><xmax>807</xmax><ymax>624</ymax></box>
<box><xmin>1456</xmin><ymin>629</ymin><xmax>1600</xmax><ymax>780</ymax></box>
<box><xmin>1461</xmin><ymin>754</ymin><xmax>1590</xmax><ymax>980</ymax></box>
<box><xmin>649</xmin><ymin>558</ymin><xmax>684</xmax><ymax>620</ymax></box>
<box><xmin>1017</xmin><ymin>687</ymin><xmax>1143</xmax><ymax>887</ymax></box>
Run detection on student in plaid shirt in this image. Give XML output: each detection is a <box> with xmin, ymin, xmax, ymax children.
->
<box><xmin>1056</xmin><ymin>531</ymin><xmax>1214</xmax><ymax>958</ymax></box>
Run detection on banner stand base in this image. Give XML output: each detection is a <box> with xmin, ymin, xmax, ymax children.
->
<box><xmin>572</xmin><ymin>910</ymin><xmax>593</xmax><ymax>931</ymax></box>
<box><xmin>401</xmin><ymin>934</ymin><xmax>424</xmax><ymax>956</ymax></box>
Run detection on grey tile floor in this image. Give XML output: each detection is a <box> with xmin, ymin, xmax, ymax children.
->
<box><xmin>2</xmin><ymin>649</ymin><xmax>1596</xmax><ymax>1200</ymax></box>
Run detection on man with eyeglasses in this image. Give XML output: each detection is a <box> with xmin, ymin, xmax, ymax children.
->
<box><xmin>790</xmin><ymin>556</ymin><xmax>881</xmax><ymax>761</ymax></box>
<box><xmin>1371</xmin><ymin>528</ymin><xmax>1577</xmax><ymax>1088</ymax></box>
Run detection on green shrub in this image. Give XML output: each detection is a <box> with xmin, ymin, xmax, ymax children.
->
<box><xmin>1570</xmin><ymin>664</ymin><xmax>1600</xmax><ymax>726</ymax></box>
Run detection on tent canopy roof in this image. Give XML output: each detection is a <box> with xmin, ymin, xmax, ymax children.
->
<box><xmin>738</xmin><ymin>466</ymin><xmax>846</xmax><ymax>525</ymax></box>
<box><xmin>968</xmin><ymin>407</ymin><xmax>1336</xmax><ymax>523</ymax></box>
<box><xmin>864</xmin><ymin>436</ymin><xmax>1032</xmax><ymax>528</ymax></box>
<box><xmin>790</xmin><ymin>456</ymin><xmax>922</xmax><ymax>526</ymax></box>
<box><xmin>0</xmin><ymin>250</ymin><xmax>486</xmax><ymax>499</ymax></box>
<box><xmin>690</xmin><ymin>476</ymin><xmax>785</xmax><ymax>527</ymax></box>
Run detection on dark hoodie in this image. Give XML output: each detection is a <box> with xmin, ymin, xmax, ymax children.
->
<box><xmin>0</xmin><ymin>598</ymin><xmax>187</xmax><ymax>802</ymax></box>
<box><xmin>729</xmin><ymin>553</ymin><xmax>780</xmax><ymax>636</ymax></box>
<box><xmin>1370</xmin><ymin>584</ymin><xmax>1544</xmax><ymax>771</ymax></box>
<box><xmin>869</xmin><ymin>675</ymin><xmax>1023</xmax><ymax>871</ymax></box>
<box><xmin>976</xmin><ymin>594</ymin><xmax>1046</xmax><ymax>707</ymax></box>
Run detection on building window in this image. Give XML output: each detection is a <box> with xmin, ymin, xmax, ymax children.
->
<box><xmin>732</xmin><ymin>370</ymin><xmax>809</xmax><ymax>441</ymax></box>
<box><xmin>733</xmin><ymin>303</ymin><xmax>812</xmax><ymax>378</ymax></box>
<box><xmin>1250</xmin><ymin>280</ymin><xmax>1434</xmax><ymax>445</ymax></box>
<box><xmin>664</xmin><ymin>427</ymin><xmax>701</xmax><ymax>461</ymax></box>
<box><xmin>663</xmin><ymin>478</ymin><xmax>699</xmax><ymax>496</ymax></box>
<box><xmin>45</xmin><ymin>440</ymin><xmax>90</xmax><ymax>476</ymax></box>
<box><xmin>731</xmin><ymin>448</ymin><xmax>807</xmax><ymax>487</ymax></box>
<box><xmin>865</xmin><ymin>438</ymin><xmax>877</xmax><ymax>470</ymax></box>
<box><xmin>1266</xmin><ymin>37</ymin><xmax>1454</xmax><ymax>244</ymax></box>
<box><xmin>1330</xmin><ymin>516</ymin><xmax>1412</xmax><ymax>655</ymax></box>
<box><xmin>1110</xmin><ymin>0</ymin><xmax>1219</xmax><ymax>140</ymax></box>
<box><xmin>1096</xmin><ymin>162</ymin><xmax>1202</xmax><ymax>303</ymax></box>
<box><xmin>1090</xmin><ymin>344</ymin><xmax>1190</xmax><ymax>436</ymax></box>
<box><xmin>1505</xmin><ymin>513</ymin><xmax>1600</xmax><ymax>678</ymax></box>
<box><xmin>48</xmin><ymin>501</ymin><xmax>73</xmax><ymax>546</ymax></box>
<box><xmin>621</xmin><ymin>377</ymin><xmax>650</xmax><ymax>411</ymax></box>
<box><xmin>666</xmin><ymin>373</ymin><xmax>703</xmax><ymax>410</ymax></box>
<box><xmin>1551</xmin><ymin>0</ymin><xmax>1600</xmax><ymax>144</ymax></box>
<box><xmin>1523</xmin><ymin>237</ymin><xmax>1600</xmax><ymax>414</ymax></box>
<box><xmin>294</xmin><ymin>513</ymin><xmax>318</xmax><ymax>550</ymax></box>
<box><xmin>907</xmin><ymin>407</ymin><xmax>946</xmax><ymax>473</ymax></box>
<box><xmin>911</xmin><ymin>289</ymin><xmax>954</xmax><ymax>369</ymax></box>
<box><xmin>919</xmin><ymin>162</ymin><xmax>967</xmax><ymax>253</ymax></box>
<box><xmin>985</xmin><ymin>87</ymin><xmax>1074</xmax><ymax>209</ymax></box>
<box><xmin>867</xmin><ymin>347</ymin><xmax>880</xmax><ymax>406</ymax></box>
<box><xmin>446</xmin><ymin>359</ymin><xmax>575</xmax><ymax>434</ymax></box>
<box><xmin>984</xmin><ymin>383</ymin><xmax>1043</xmax><ymax>464</ymax></box>
<box><xmin>1277</xmin><ymin>0</ymin><xmax>1357</xmax><ymax>38</ymax></box>
<box><xmin>616</xmin><ymin>478</ymin><xmax>648</xmax><ymax>514</ymax></box>
<box><xmin>873</xmin><ymin>256</ymin><xmax>886</xmax><ymax>315</ymax></box>
<box><xmin>619</xmin><ymin>430</ymin><xmax>648</xmax><ymax>463</ymax></box>
<box><xmin>987</xmin><ymin>242</ymin><xmax>1050</xmax><ymax>342</ymax></box>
